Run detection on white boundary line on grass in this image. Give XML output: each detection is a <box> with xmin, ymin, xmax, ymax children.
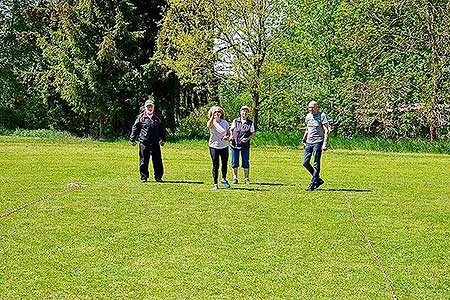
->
<box><xmin>347</xmin><ymin>196</ymin><xmax>398</xmax><ymax>300</ymax></box>
<box><xmin>0</xmin><ymin>188</ymin><xmax>76</xmax><ymax>219</ymax></box>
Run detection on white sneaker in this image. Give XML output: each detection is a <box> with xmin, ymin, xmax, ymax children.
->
<box><xmin>245</xmin><ymin>178</ymin><xmax>250</xmax><ymax>185</ymax></box>
<box><xmin>212</xmin><ymin>184</ymin><xmax>219</xmax><ymax>190</ymax></box>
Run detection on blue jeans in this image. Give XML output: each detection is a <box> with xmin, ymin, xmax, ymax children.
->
<box><xmin>303</xmin><ymin>142</ymin><xmax>323</xmax><ymax>184</ymax></box>
<box><xmin>231</xmin><ymin>147</ymin><xmax>250</xmax><ymax>168</ymax></box>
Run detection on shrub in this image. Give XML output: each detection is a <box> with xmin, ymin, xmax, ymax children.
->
<box><xmin>0</xmin><ymin>106</ymin><xmax>22</xmax><ymax>130</ymax></box>
<box><xmin>172</xmin><ymin>106</ymin><xmax>210</xmax><ymax>140</ymax></box>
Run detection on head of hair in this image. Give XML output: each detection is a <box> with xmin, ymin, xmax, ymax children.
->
<box><xmin>308</xmin><ymin>101</ymin><xmax>318</xmax><ymax>108</ymax></box>
<box><xmin>208</xmin><ymin>105</ymin><xmax>224</xmax><ymax>119</ymax></box>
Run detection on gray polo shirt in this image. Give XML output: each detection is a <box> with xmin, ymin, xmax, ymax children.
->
<box><xmin>305</xmin><ymin>111</ymin><xmax>329</xmax><ymax>144</ymax></box>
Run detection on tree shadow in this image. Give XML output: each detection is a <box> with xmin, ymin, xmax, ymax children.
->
<box><xmin>159</xmin><ymin>180</ymin><xmax>204</xmax><ymax>184</ymax></box>
<box><xmin>316</xmin><ymin>188</ymin><xmax>372</xmax><ymax>193</ymax></box>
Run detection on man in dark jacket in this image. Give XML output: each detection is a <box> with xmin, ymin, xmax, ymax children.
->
<box><xmin>130</xmin><ymin>97</ymin><xmax>166</xmax><ymax>182</ymax></box>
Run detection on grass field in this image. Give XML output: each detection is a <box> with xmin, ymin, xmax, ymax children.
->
<box><xmin>1</xmin><ymin>136</ymin><xmax>449</xmax><ymax>299</ymax></box>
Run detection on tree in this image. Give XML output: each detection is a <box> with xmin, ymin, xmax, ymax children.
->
<box><xmin>420</xmin><ymin>0</ymin><xmax>450</xmax><ymax>140</ymax></box>
<box><xmin>257</xmin><ymin>0</ymin><xmax>348</xmax><ymax>131</ymax></box>
<box><xmin>33</xmin><ymin>0</ymin><xmax>166</xmax><ymax>137</ymax></box>
<box><xmin>0</xmin><ymin>0</ymin><xmax>35</xmax><ymax>109</ymax></box>
<box><xmin>343</xmin><ymin>0</ymin><xmax>450</xmax><ymax>140</ymax></box>
<box><xmin>158</xmin><ymin>0</ymin><xmax>289</xmax><ymax>128</ymax></box>
<box><xmin>265</xmin><ymin>0</ymin><xmax>450</xmax><ymax>139</ymax></box>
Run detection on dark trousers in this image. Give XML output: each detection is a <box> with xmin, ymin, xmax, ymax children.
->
<box><xmin>139</xmin><ymin>143</ymin><xmax>164</xmax><ymax>180</ymax></box>
<box><xmin>209</xmin><ymin>147</ymin><xmax>229</xmax><ymax>184</ymax></box>
<box><xmin>303</xmin><ymin>142</ymin><xmax>323</xmax><ymax>184</ymax></box>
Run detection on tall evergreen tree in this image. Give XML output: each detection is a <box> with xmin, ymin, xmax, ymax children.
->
<box><xmin>33</xmin><ymin>0</ymin><xmax>166</xmax><ymax>137</ymax></box>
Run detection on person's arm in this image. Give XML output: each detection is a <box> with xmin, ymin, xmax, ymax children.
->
<box><xmin>229</xmin><ymin>120</ymin><xmax>236</xmax><ymax>140</ymax></box>
<box><xmin>159</xmin><ymin>115</ymin><xmax>167</xmax><ymax>146</ymax></box>
<box><xmin>322</xmin><ymin>123</ymin><xmax>331</xmax><ymax>151</ymax></box>
<box><xmin>241</xmin><ymin>123</ymin><xmax>256</xmax><ymax>143</ymax></box>
<box><xmin>207</xmin><ymin>114</ymin><xmax>214</xmax><ymax>129</ymax></box>
<box><xmin>302</xmin><ymin>128</ymin><xmax>308</xmax><ymax>146</ymax></box>
<box><xmin>130</xmin><ymin>115</ymin><xmax>141</xmax><ymax>146</ymax></box>
<box><xmin>223</xmin><ymin>124</ymin><xmax>231</xmax><ymax>141</ymax></box>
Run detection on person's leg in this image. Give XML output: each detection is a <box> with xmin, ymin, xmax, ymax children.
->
<box><xmin>139</xmin><ymin>143</ymin><xmax>150</xmax><ymax>181</ymax></box>
<box><xmin>219</xmin><ymin>148</ymin><xmax>230</xmax><ymax>188</ymax></box>
<box><xmin>209</xmin><ymin>147</ymin><xmax>220</xmax><ymax>184</ymax></box>
<box><xmin>312</xmin><ymin>142</ymin><xmax>323</xmax><ymax>184</ymax></box>
<box><xmin>220</xmin><ymin>147</ymin><xmax>229</xmax><ymax>181</ymax></box>
<box><xmin>151</xmin><ymin>144</ymin><xmax>164</xmax><ymax>181</ymax></box>
<box><xmin>302</xmin><ymin>143</ymin><xmax>314</xmax><ymax>177</ymax></box>
<box><xmin>232</xmin><ymin>168</ymin><xmax>239</xmax><ymax>183</ymax></box>
<box><xmin>231</xmin><ymin>148</ymin><xmax>239</xmax><ymax>183</ymax></box>
<box><xmin>241</xmin><ymin>147</ymin><xmax>250</xmax><ymax>183</ymax></box>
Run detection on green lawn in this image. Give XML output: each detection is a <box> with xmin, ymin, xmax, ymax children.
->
<box><xmin>1</xmin><ymin>136</ymin><xmax>449</xmax><ymax>299</ymax></box>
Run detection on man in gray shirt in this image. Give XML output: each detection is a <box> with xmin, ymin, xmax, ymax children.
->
<box><xmin>301</xmin><ymin>101</ymin><xmax>331</xmax><ymax>191</ymax></box>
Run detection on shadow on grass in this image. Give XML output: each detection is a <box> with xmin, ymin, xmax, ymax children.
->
<box><xmin>316</xmin><ymin>188</ymin><xmax>372</xmax><ymax>193</ymax></box>
<box><xmin>159</xmin><ymin>180</ymin><xmax>204</xmax><ymax>184</ymax></box>
<box><xmin>228</xmin><ymin>187</ymin><xmax>270</xmax><ymax>192</ymax></box>
<box><xmin>251</xmin><ymin>182</ymin><xmax>294</xmax><ymax>187</ymax></box>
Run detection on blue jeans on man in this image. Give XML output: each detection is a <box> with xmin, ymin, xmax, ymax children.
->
<box><xmin>303</xmin><ymin>142</ymin><xmax>323</xmax><ymax>186</ymax></box>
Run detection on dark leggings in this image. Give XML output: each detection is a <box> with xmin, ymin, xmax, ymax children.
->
<box><xmin>209</xmin><ymin>147</ymin><xmax>229</xmax><ymax>184</ymax></box>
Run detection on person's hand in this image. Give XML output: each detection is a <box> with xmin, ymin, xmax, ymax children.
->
<box><xmin>322</xmin><ymin>144</ymin><xmax>328</xmax><ymax>151</ymax></box>
<box><xmin>130</xmin><ymin>141</ymin><xmax>136</xmax><ymax>146</ymax></box>
<box><xmin>241</xmin><ymin>137</ymin><xmax>248</xmax><ymax>143</ymax></box>
<box><xmin>160</xmin><ymin>140</ymin><xmax>165</xmax><ymax>146</ymax></box>
<box><xmin>223</xmin><ymin>135</ymin><xmax>229</xmax><ymax>141</ymax></box>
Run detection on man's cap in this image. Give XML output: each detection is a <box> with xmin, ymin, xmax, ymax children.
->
<box><xmin>145</xmin><ymin>98</ymin><xmax>154</xmax><ymax>106</ymax></box>
<box><xmin>240</xmin><ymin>105</ymin><xmax>250</xmax><ymax>112</ymax></box>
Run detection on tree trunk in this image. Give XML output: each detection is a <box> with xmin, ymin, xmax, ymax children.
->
<box><xmin>251</xmin><ymin>90</ymin><xmax>260</xmax><ymax>130</ymax></box>
<box><xmin>98</xmin><ymin>113</ymin><xmax>105</xmax><ymax>140</ymax></box>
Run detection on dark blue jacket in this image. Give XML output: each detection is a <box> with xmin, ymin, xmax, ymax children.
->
<box><xmin>130</xmin><ymin>111</ymin><xmax>166</xmax><ymax>145</ymax></box>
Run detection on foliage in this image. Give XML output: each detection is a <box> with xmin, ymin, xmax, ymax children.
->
<box><xmin>1</xmin><ymin>0</ymin><xmax>170</xmax><ymax>138</ymax></box>
<box><xmin>171</xmin><ymin>105</ymin><xmax>210</xmax><ymax>140</ymax></box>
<box><xmin>255</xmin><ymin>0</ymin><xmax>450</xmax><ymax>139</ymax></box>
<box><xmin>158</xmin><ymin>0</ymin><xmax>290</xmax><ymax>128</ymax></box>
<box><xmin>32</xmin><ymin>0</ymin><xmax>161</xmax><ymax>138</ymax></box>
<box><xmin>1</xmin><ymin>0</ymin><xmax>450</xmax><ymax>141</ymax></box>
<box><xmin>0</xmin><ymin>128</ymin><xmax>83</xmax><ymax>139</ymax></box>
<box><xmin>0</xmin><ymin>106</ymin><xmax>22</xmax><ymax>129</ymax></box>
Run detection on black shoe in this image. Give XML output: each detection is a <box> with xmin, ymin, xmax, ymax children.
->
<box><xmin>315</xmin><ymin>178</ymin><xmax>324</xmax><ymax>189</ymax></box>
<box><xmin>141</xmin><ymin>178</ymin><xmax>148</xmax><ymax>183</ymax></box>
<box><xmin>155</xmin><ymin>178</ymin><xmax>163</xmax><ymax>183</ymax></box>
<box><xmin>305</xmin><ymin>182</ymin><xmax>316</xmax><ymax>191</ymax></box>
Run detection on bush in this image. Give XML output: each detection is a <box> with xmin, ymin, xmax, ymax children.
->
<box><xmin>0</xmin><ymin>106</ymin><xmax>22</xmax><ymax>130</ymax></box>
<box><xmin>0</xmin><ymin>128</ymin><xmax>82</xmax><ymax>140</ymax></box>
<box><xmin>171</xmin><ymin>106</ymin><xmax>210</xmax><ymax>140</ymax></box>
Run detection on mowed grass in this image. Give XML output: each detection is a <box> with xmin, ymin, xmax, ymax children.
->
<box><xmin>0</xmin><ymin>136</ymin><xmax>449</xmax><ymax>300</ymax></box>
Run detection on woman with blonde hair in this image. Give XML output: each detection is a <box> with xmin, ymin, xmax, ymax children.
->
<box><xmin>207</xmin><ymin>106</ymin><xmax>231</xmax><ymax>190</ymax></box>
